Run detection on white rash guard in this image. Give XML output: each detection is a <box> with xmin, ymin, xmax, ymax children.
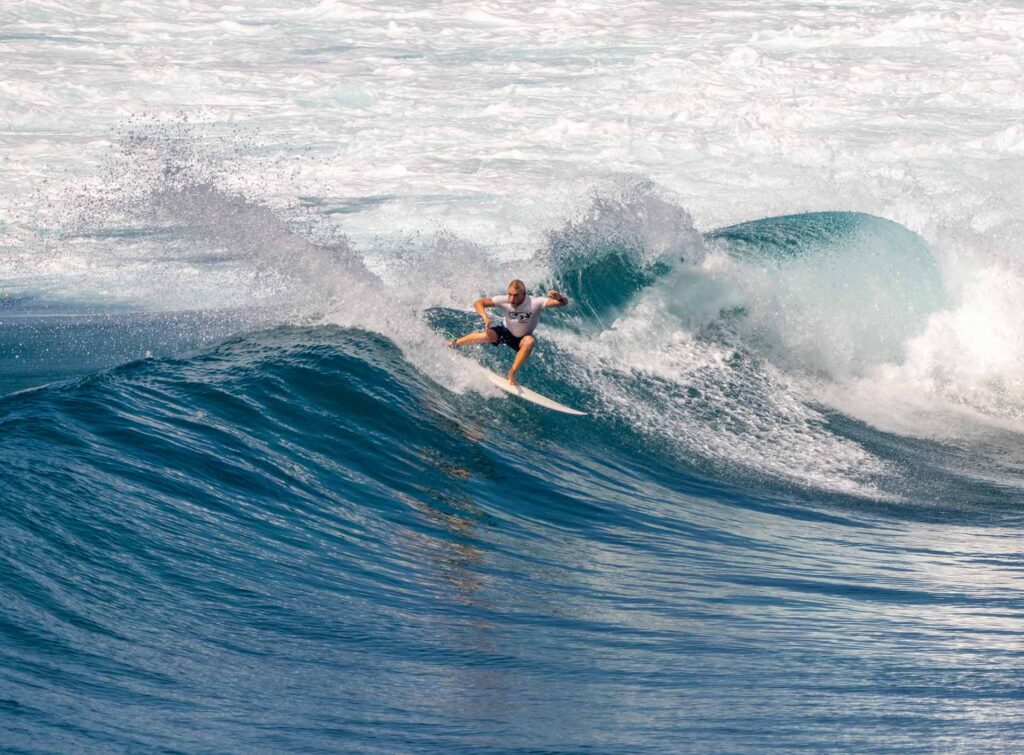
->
<box><xmin>491</xmin><ymin>294</ymin><xmax>549</xmax><ymax>338</ymax></box>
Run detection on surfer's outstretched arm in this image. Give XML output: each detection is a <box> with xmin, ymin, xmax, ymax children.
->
<box><xmin>544</xmin><ymin>290</ymin><xmax>568</xmax><ymax>308</ymax></box>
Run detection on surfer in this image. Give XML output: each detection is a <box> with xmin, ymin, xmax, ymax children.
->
<box><xmin>448</xmin><ymin>279</ymin><xmax>569</xmax><ymax>386</ymax></box>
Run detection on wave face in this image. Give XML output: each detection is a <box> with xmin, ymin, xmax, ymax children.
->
<box><xmin>4</xmin><ymin>0</ymin><xmax>1024</xmax><ymax>751</ymax></box>
<box><xmin>2</xmin><ymin>302</ymin><xmax>1023</xmax><ymax>751</ymax></box>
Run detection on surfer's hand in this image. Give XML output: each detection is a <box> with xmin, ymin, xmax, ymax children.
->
<box><xmin>547</xmin><ymin>290</ymin><xmax>566</xmax><ymax>303</ymax></box>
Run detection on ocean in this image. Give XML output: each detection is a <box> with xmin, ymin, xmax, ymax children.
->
<box><xmin>2</xmin><ymin>1</ymin><xmax>1023</xmax><ymax>751</ymax></box>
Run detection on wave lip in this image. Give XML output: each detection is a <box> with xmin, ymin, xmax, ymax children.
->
<box><xmin>707</xmin><ymin>211</ymin><xmax>949</xmax><ymax>379</ymax></box>
<box><xmin>543</xmin><ymin>180</ymin><xmax>703</xmax><ymax>327</ymax></box>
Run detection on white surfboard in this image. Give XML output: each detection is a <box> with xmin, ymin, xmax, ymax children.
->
<box><xmin>481</xmin><ymin>368</ymin><xmax>587</xmax><ymax>416</ymax></box>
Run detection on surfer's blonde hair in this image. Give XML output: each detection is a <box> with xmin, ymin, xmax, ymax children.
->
<box><xmin>508</xmin><ymin>279</ymin><xmax>526</xmax><ymax>294</ymax></box>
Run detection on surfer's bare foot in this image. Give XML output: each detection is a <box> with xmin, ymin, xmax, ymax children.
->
<box><xmin>507</xmin><ymin>373</ymin><xmax>518</xmax><ymax>386</ymax></box>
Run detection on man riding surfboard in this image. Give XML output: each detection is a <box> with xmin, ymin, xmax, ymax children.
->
<box><xmin>448</xmin><ymin>279</ymin><xmax>569</xmax><ymax>386</ymax></box>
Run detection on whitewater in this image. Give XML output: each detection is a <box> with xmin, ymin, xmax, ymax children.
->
<box><xmin>2</xmin><ymin>0</ymin><xmax>1023</xmax><ymax>751</ymax></box>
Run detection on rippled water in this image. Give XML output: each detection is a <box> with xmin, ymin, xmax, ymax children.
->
<box><xmin>2</xmin><ymin>1</ymin><xmax>1024</xmax><ymax>751</ymax></box>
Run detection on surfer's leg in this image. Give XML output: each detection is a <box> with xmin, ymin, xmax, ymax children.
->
<box><xmin>506</xmin><ymin>335</ymin><xmax>535</xmax><ymax>385</ymax></box>
<box><xmin>451</xmin><ymin>328</ymin><xmax>499</xmax><ymax>348</ymax></box>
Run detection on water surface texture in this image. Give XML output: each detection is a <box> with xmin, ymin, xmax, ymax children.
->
<box><xmin>2</xmin><ymin>1</ymin><xmax>1024</xmax><ymax>751</ymax></box>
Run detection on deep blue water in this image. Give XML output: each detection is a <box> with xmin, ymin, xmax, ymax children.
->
<box><xmin>2</xmin><ymin>213</ymin><xmax>1023</xmax><ymax>752</ymax></box>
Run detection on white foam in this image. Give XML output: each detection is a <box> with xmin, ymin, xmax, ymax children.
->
<box><xmin>551</xmin><ymin>293</ymin><xmax>894</xmax><ymax>498</ymax></box>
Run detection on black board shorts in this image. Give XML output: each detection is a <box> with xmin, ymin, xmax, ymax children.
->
<box><xmin>489</xmin><ymin>325</ymin><xmax>531</xmax><ymax>351</ymax></box>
